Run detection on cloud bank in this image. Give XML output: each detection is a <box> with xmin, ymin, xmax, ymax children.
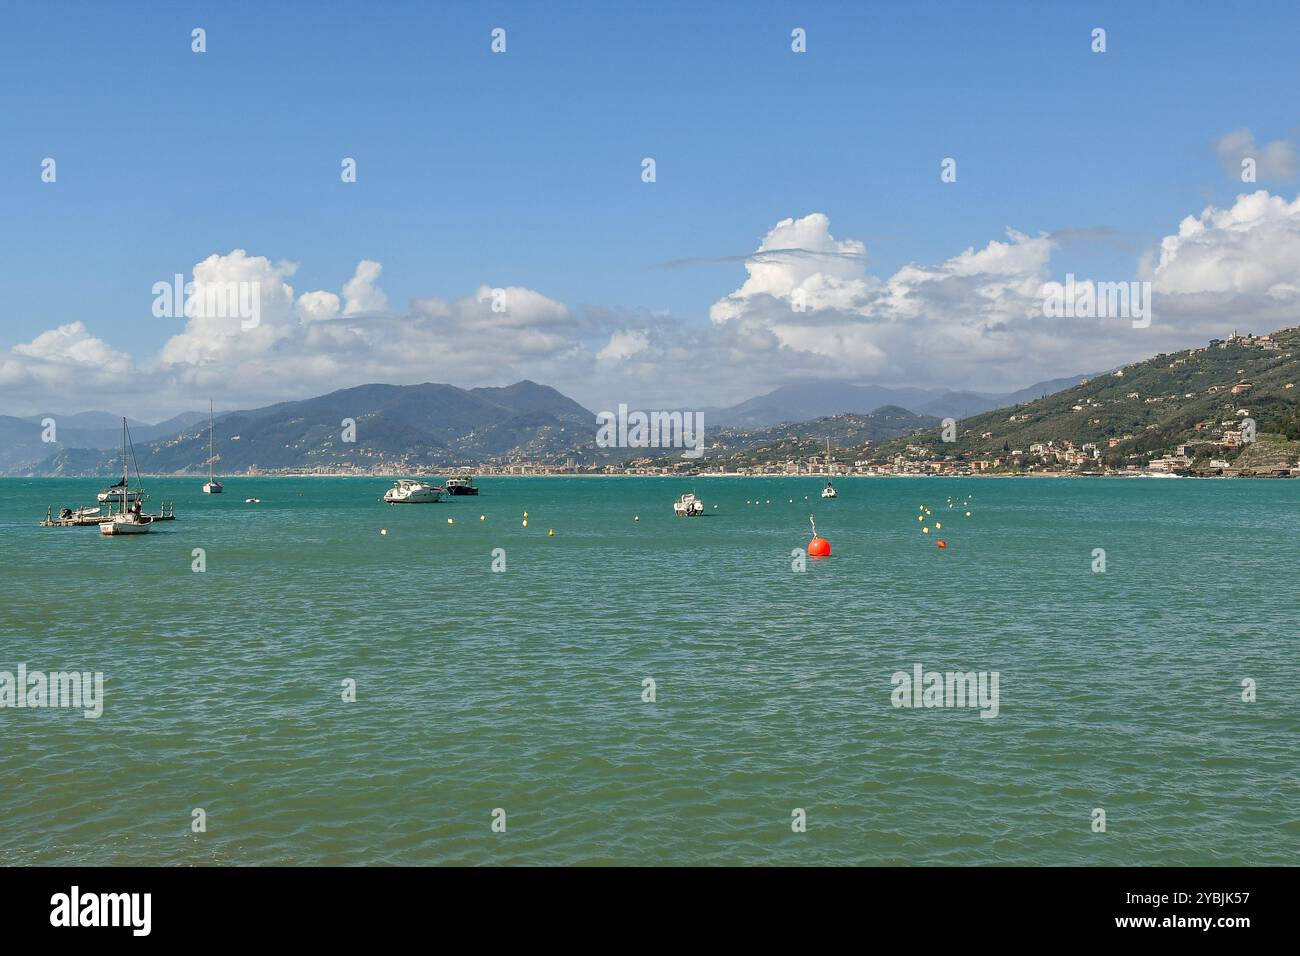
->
<box><xmin>4</xmin><ymin>192</ymin><xmax>1300</xmax><ymax>420</ymax></box>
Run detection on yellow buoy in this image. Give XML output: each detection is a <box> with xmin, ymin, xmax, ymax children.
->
<box><xmin>522</xmin><ymin>519</ymin><xmax>528</xmax><ymax>527</ymax></box>
<box><xmin>935</xmin><ymin>522</ymin><xmax>941</xmax><ymax>529</ymax></box>
<box><xmin>965</xmin><ymin>511</ymin><xmax>971</xmax><ymax>517</ymax></box>
<box><xmin>480</xmin><ymin>515</ymin><xmax>486</xmax><ymax>521</ymax></box>
<box><xmin>548</xmin><ymin>529</ymin><xmax>554</xmax><ymax>536</ymax></box>
<box><xmin>523</xmin><ymin>511</ymin><xmax>529</xmax><ymax>518</ymax></box>
<box><xmin>447</xmin><ymin>517</ymin><xmax>454</xmax><ymax>524</ymax></box>
<box><xmin>923</xmin><ymin>527</ymin><xmax>929</xmax><ymax>533</ymax></box>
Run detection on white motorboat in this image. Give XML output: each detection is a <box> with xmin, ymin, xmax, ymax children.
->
<box><xmin>59</xmin><ymin>505</ymin><xmax>102</xmax><ymax>520</ymax></box>
<box><xmin>202</xmin><ymin>399</ymin><xmax>223</xmax><ymax>494</ymax></box>
<box><xmin>384</xmin><ymin>479</ymin><xmax>444</xmax><ymax>503</ymax></box>
<box><xmin>100</xmin><ymin>418</ymin><xmax>151</xmax><ymax>536</ymax></box>
<box><xmin>673</xmin><ymin>491</ymin><xmax>705</xmax><ymax>516</ymax></box>
<box><xmin>821</xmin><ymin>480</ymin><xmax>838</xmax><ymax>499</ymax></box>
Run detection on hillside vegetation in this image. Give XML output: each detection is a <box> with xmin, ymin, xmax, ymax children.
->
<box><xmin>878</xmin><ymin>327</ymin><xmax>1300</xmax><ymax>470</ymax></box>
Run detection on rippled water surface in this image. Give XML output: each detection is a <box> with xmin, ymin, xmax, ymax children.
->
<box><xmin>2</xmin><ymin>476</ymin><xmax>1297</xmax><ymax>865</ymax></box>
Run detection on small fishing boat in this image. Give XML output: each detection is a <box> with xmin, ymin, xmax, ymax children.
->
<box><xmin>100</xmin><ymin>505</ymin><xmax>152</xmax><ymax>535</ymax></box>
<box><xmin>202</xmin><ymin>399</ymin><xmax>223</xmax><ymax>494</ymax></box>
<box><xmin>673</xmin><ymin>491</ymin><xmax>705</xmax><ymax>516</ymax></box>
<box><xmin>100</xmin><ymin>418</ymin><xmax>151</xmax><ymax>536</ymax></box>
<box><xmin>384</xmin><ymin>479</ymin><xmax>443</xmax><ymax>503</ymax></box>
<box><xmin>444</xmin><ymin>475</ymin><xmax>479</xmax><ymax>496</ymax></box>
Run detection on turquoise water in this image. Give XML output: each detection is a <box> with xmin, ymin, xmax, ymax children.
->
<box><xmin>1</xmin><ymin>475</ymin><xmax>1296</xmax><ymax>865</ymax></box>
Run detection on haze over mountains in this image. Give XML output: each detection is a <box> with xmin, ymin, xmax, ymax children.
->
<box><xmin>0</xmin><ymin>410</ymin><xmax>206</xmax><ymax>474</ymax></box>
<box><xmin>707</xmin><ymin>375</ymin><xmax>1093</xmax><ymax>427</ymax></box>
<box><xmin>6</xmin><ymin>373</ymin><xmax>1089</xmax><ymax>475</ymax></box>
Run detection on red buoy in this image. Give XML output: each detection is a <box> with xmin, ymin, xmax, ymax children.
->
<box><xmin>807</xmin><ymin>516</ymin><xmax>831</xmax><ymax>557</ymax></box>
<box><xmin>937</xmin><ymin>540</ymin><xmax>947</xmax><ymax>549</ymax></box>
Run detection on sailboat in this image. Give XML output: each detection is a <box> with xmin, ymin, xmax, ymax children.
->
<box><xmin>100</xmin><ymin>418</ymin><xmax>152</xmax><ymax>535</ymax></box>
<box><xmin>202</xmin><ymin>400</ymin><xmax>223</xmax><ymax>494</ymax></box>
<box><xmin>821</xmin><ymin>437</ymin><xmax>838</xmax><ymax>498</ymax></box>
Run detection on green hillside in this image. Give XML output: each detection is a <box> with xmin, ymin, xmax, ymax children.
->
<box><xmin>876</xmin><ymin>327</ymin><xmax>1300</xmax><ymax>472</ymax></box>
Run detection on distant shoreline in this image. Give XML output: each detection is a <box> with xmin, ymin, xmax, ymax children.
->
<box><xmin>7</xmin><ymin>471</ymin><xmax>1256</xmax><ymax>480</ymax></box>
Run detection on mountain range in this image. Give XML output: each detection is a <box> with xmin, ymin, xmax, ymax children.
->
<box><xmin>1</xmin><ymin>371</ymin><xmax>1111</xmax><ymax>477</ymax></box>
<box><xmin>28</xmin><ymin>381</ymin><xmax>596</xmax><ymax>476</ymax></box>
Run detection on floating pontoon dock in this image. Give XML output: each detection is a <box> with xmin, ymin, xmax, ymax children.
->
<box><xmin>41</xmin><ymin>503</ymin><xmax>177</xmax><ymax>527</ymax></box>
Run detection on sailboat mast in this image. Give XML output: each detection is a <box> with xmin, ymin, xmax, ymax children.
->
<box><xmin>209</xmin><ymin>400</ymin><xmax>214</xmax><ymax>481</ymax></box>
<box><xmin>122</xmin><ymin>417</ymin><xmax>128</xmax><ymax>513</ymax></box>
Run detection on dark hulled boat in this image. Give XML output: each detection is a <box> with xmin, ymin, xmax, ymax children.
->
<box><xmin>444</xmin><ymin>476</ymin><xmax>479</xmax><ymax>496</ymax></box>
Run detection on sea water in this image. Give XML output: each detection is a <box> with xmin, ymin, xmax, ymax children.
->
<box><xmin>1</xmin><ymin>476</ymin><xmax>1296</xmax><ymax>865</ymax></box>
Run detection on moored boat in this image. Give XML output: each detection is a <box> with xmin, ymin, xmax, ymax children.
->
<box><xmin>60</xmin><ymin>506</ymin><xmax>102</xmax><ymax>520</ymax></box>
<box><xmin>96</xmin><ymin>480</ymin><xmax>142</xmax><ymax>505</ymax></box>
<box><xmin>673</xmin><ymin>491</ymin><xmax>705</xmax><ymax>516</ymax></box>
<box><xmin>202</xmin><ymin>399</ymin><xmax>223</xmax><ymax>494</ymax></box>
<box><xmin>821</xmin><ymin>437</ymin><xmax>839</xmax><ymax>497</ymax></box>
<box><xmin>444</xmin><ymin>475</ymin><xmax>479</xmax><ymax>496</ymax></box>
<box><xmin>99</xmin><ymin>418</ymin><xmax>152</xmax><ymax>536</ymax></box>
<box><xmin>100</xmin><ymin>508</ymin><xmax>152</xmax><ymax>535</ymax></box>
<box><xmin>384</xmin><ymin>479</ymin><xmax>444</xmax><ymax>503</ymax></box>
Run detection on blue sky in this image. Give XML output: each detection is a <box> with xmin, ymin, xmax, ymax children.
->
<box><xmin>2</xmin><ymin>1</ymin><xmax>1298</xmax><ymax>417</ymax></box>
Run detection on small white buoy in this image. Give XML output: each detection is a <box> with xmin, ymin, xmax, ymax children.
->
<box><xmin>380</xmin><ymin>528</ymin><xmax>388</xmax><ymax>536</ymax></box>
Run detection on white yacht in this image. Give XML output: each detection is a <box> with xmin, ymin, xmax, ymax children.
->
<box><xmin>821</xmin><ymin>479</ymin><xmax>838</xmax><ymax>499</ymax></box>
<box><xmin>384</xmin><ymin>479</ymin><xmax>444</xmax><ymax>503</ymax></box>
<box><xmin>673</xmin><ymin>491</ymin><xmax>705</xmax><ymax>516</ymax></box>
<box><xmin>202</xmin><ymin>399</ymin><xmax>223</xmax><ymax>494</ymax></box>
